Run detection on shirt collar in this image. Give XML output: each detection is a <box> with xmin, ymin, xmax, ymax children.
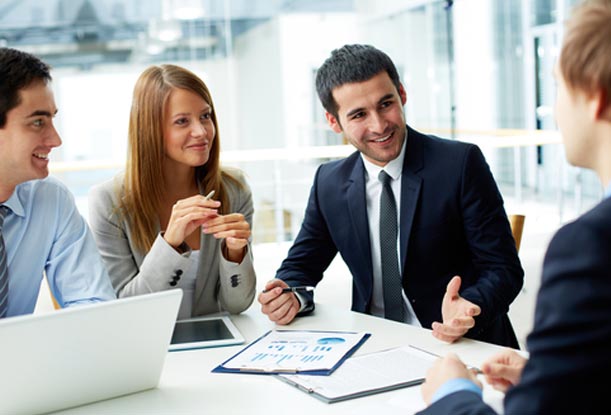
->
<box><xmin>361</xmin><ymin>130</ymin><xmax>408</xmax><ymax>181</ymax></box>
<box><xmin>2</xmin><ymin>184</ymin><xmax>26</xmax><ymax>218</ymax></box>
<box><xmin>605</xmin><ymin>181</ymin><xmax>611</xmax><ymax>199</ymax></box>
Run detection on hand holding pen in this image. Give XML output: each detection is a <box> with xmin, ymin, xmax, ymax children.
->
<box><xmin>258</xmin><ymin>279</ymin><xmax>310</xmax><ymax>325</ymax></box>
<box><xmin>262</xmin><ymin>286</ymin><xmax>314</xmax><ymax>294</ymax></box>
<box><xmin>199</xmin><ymin>190</ymin><xmax>251</xmax><ymax>263</ymax></box>
<box><xmin>164</xmin><ymin>190</ymin><xmax>220</xmax><ymax>249</ymax></box>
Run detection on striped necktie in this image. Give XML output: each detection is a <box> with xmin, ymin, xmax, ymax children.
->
<box><xmin>0</xmin><ymin>205</ymin><xmax>10</xmax><ymax>318</ymax></box>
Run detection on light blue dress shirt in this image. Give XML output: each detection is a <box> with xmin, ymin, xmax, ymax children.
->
<box><xmin>430</xmin><ymin>377</ymin><xmax>482</xmax><ymax>403</ymax></box>
<box><xmin>1</xmin><ymin>177</ymin><xmax>115</xmax><ymax>317</ymax></box>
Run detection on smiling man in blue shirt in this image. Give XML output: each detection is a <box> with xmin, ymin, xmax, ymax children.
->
<box><xmin>0</xmin><ymin>47</ymin><xmax>115</xmax><ymax>318</ymax></box>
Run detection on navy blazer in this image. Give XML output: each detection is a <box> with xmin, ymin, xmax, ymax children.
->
<box><xmin>277</xmin><ymin>125</ymin><xmax>523</xmax><ymax>347</ymax></box>
<box><xmin>420</xmin><ymin>197</ymin><xmax>611</xmax><ymax>414</ymax></box>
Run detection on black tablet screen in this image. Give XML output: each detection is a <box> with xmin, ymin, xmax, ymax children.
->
<box><xmin>171</xmin><ymin>319</ymin><xmax>234</xmax><ymax>344</ymax></box>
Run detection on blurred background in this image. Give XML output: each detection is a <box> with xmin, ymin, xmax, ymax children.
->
<box><xmin>3</xmin><ymin>0</ymin><xmax>597</xmax><ymax>346</ymax></box>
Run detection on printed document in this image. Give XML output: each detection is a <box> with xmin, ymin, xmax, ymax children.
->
<box><xmin>277</xmin><ymin>345</ymin><xmax>437</xmax><ymax>403</ymax></box>
<box><xmin>213</xmin><ymin>330</ymin><xmax>370</xmax><ymax>374</ymax></box>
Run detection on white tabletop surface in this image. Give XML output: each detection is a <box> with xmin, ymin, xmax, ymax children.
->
<box><xmin>53</xmin><ymin>302</ymin><xmax>507</xmax><ymax>415</ymax></box>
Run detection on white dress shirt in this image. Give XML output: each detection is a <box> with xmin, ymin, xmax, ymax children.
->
<box><xmin>361</xmin><ymin>136</ymin><xmax>421</xmax><ymax>326</ymax></box>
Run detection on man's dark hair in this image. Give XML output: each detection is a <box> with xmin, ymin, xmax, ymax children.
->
<box><xmin>315</xmin><ymin>44</ymin><xmax>401</xmax><ymax>119</ymax></box>
<box><xmin>0</xmin><ymin>47</ymin><xmax>52</xmax><ymax>128</ymax></box>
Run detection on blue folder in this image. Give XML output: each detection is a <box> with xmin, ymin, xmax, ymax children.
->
<box><xmin>212</xmin><ymin>329</ymin><xmax>371</xmax><ymax>375</ymax></box>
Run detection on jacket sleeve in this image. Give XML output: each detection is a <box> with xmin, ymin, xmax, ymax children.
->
<box><xmin>275</xmin><ymin>165</ymin><xmax>339</xmax><ymax>313</ymax></box>
<box><xmin>457</xmin><ymin>145</ymin><xmax>524</xmax><ymax>337</ymax></box>
<box><xmin>216</xmin><ymin>173</ymin><xmax>256</xmax><ymax>314</ymax></box>
<box><xmin>88</xmin><ymin>180</ymin><xmax>193</xmax><ymax>297</ymax></box>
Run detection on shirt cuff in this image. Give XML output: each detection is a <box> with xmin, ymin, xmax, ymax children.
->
<box><xmin>430</xmin><ymin>378</ymin><xmax>482</xmax><ymax>404</ymax></box>
<box><xmin>293</xmin><ymin>291</ymin><xmax>308</xmax><ymax>312</ymax></box>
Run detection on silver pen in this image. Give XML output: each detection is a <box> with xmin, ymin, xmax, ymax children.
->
<box><xmin>200</xmin><ymin>190</ymin><xmax>216</xmax><ymax>235</ymax></box>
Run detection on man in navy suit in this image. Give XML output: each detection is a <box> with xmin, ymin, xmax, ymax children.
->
<box><xmin>418</xmin><ymin>1</ymin><xmax>611</xmax><ymax>413</ymax></box>
<box><xmin>258</xmin><ymin>44</ymin><xmax>523</xmax><ymax>348</ymax></box>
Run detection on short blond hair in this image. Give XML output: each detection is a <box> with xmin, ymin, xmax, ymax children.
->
<box><xmin>560</xmin><ymin>0</ymin><xmax>611</xmax><ymax>103</ymax></box>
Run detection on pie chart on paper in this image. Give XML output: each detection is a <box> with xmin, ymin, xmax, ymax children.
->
<box><xmin>317</xmin><ymin>337</ymin><xmax>346</xmax><ymax>345</ymax></box>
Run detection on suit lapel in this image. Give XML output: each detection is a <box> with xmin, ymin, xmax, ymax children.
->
<box><xmin>399</xmin><ymin>127</ymin><xmax>424</xmax><ymax>269</ymax></box>
<box><xmin>346</xmin><ymin>157</ymin><xmax>374</xmax><ymax>285</ymax></box>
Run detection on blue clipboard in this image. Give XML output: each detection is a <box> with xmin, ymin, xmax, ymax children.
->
<box><xmin>212</xmin><ymin>329</ymin><xmax>371</xmax><ymax>375</ymax></box>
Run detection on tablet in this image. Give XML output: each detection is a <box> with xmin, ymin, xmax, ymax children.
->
<box><xmin>169</xmin><ymin>315</ymin><xmax>245</xmax><ymax>351</ymax></box>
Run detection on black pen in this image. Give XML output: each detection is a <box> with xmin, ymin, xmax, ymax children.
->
<box><xmin>262</xmin><ymin>286</ymin><xmax>315</xmax><ymax>294</ymax></box>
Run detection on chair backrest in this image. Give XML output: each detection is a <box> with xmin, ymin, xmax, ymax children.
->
<box><xmin>46</xmin><ymin>275</ymin><xmax>62</xmax><ymax>310</ymax></box>
<box><xmin>508</xmin><ymin>214</ymin><xmax>525</xmax><ymax>252</ymax></box>
<box><xmin>51</xmin><ymin>292</ymin><xmax>61</xmax><ymax>309</ymax></box>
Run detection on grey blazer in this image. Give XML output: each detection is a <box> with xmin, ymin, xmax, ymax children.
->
<box><xmin>88</xmin><ymin>170</ymin><xmax>256</xmax><ymax>316</ymax></box>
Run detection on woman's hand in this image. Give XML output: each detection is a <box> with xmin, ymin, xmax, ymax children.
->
<box><xmin>164</xmin><ymin>195</ymin><xmax>220</xmax><ymax>248</ymax></box>
<box><xmin>202</xmin><ymin>212</ymin><xmax>251</xmax><ymax>263</ymax></box>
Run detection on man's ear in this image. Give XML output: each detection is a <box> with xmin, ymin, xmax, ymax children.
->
<box><xmin>325</xmin><ymin>112</ymin><xmax>343</xmax><ymax>134</ymax></box>
<box><xmin>398</xmin><ymin>83</ymin><xmax>407</xmax><ymax>105</ymax></box>
<box><xmin>592</xmin><ymin>89</ymin><xmax>611</xmax><ymax>122</ymax></box>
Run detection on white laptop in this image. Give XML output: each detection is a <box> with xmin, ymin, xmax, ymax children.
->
<box><xmin>0</xmin><ymin>289</ymin><xmax>182</xmax><ymax>415</ymax></box>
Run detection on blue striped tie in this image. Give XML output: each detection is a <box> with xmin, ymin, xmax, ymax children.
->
<box><xmin>0</xmin><ymin>205</ymin><xmax>9</xmax><ymax>318</ymax></box>
<box><xmin>379</xmin><ymin>171</ymin><xmax>405</xmax><ymax>322</ymax></box>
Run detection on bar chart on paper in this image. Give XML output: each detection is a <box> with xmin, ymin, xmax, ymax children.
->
<box><xmin>214</xmin><ymin>330</ymin><xmax>370</xmax><ymax>374</ymax></box>
<box><xmin>252</xmin><ymin>337</ymin><xmax>342</xmax><ymax>364</ymax></box>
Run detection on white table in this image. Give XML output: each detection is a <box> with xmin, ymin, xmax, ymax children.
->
<box><xmin>55</xmin><ymin>303</ymin><xmax>506</xmax><ymax>414</ymax></box>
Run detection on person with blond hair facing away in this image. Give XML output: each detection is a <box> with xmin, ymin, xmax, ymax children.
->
<box><xmin>89</xmin><ymin>65</ymin><xmax>255</xmax><ymax>319</ymax></box>
<box><xmin>418</xmin><ymin>1</ymin><xmax>611</xmax><ymax>413</ymax></box>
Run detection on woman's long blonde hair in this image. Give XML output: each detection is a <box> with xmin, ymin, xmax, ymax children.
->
<box><xmin>121</xmin><ymin>64</ymin><xmax>239</xmax><ymax>252</ymax></box>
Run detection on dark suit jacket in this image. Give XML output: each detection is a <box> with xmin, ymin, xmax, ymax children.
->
<box><xmin>420</xmin><ymin>197</ymin><xmax>611</xmax><ymax>414</ymax></box>
<box><xmin>277</xmin><ymin>125</ymin><xmax>523</xmax><ymax>347</ymax></box>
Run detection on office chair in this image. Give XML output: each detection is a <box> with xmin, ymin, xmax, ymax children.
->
<box><xmin>508</xmin><ymin>214</ymin><xmax>525</xmax><ymax>252</ymax></box>
<box><xmin>46</xmin><ymin>275</ymin><xmax>62</xmax><ymax>310</ymax></box>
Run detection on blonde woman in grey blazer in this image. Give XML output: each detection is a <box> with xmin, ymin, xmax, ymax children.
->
<box><xmin>88</xmin><ymin>64</ymin><xmax>256</xmax><ymax>318</ymax></box>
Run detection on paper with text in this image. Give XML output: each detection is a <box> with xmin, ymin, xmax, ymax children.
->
<box><xmin>277</xmin><ymin>345</ymin><xmax>437</xmax><ymax>402</ymax></box>
<box><xmin>220</xmin><ymin>330</ymin><xmax>369</xmax><ymax>373</ymax></box>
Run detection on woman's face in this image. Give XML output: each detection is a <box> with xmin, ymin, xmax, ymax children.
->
<box><xmin>163</xmin><ymin>87</ymin><xmax>215</xmax><ymax>169</ymax></box>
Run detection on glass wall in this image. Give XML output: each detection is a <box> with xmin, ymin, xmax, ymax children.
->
<box><xmin>0</xmin><ymin>0</ymin><xmax>600</xmax><ymax>243</ymax></box>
